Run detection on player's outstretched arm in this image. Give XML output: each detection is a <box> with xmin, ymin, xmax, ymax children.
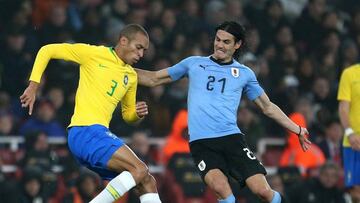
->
<box><xmin>20</xmin><ymin>43</ymin><xmax>89</xmax><ymax>115</ymax></box>
<box><xmin>135</xmin><ymin>68</ymin><xmax>173</xmax><ymax>87</ymax></box>
<box><xmin>253</xmin><ymin>93</ymin><xmax>311</xmax><ymax>151</ymax></box>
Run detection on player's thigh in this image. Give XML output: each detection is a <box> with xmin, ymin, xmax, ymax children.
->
<box><xmin>68</xmin><ymin>125</ymin><xmax>126</xmax><ymax>169</ymax></box>
<box><xmin>189</xmin><ymin>138</ymin><xmax>229</xmax><ymax>182</ymax></box>
<box><xmin>68</xmin><ymin>125</ymin><xmax>146</xmax><ymax>179</ymax></box>
<box><xmin>107</xmin><ymin>144</ymin><xmax>147</xmax><ymax>173</ymax></box>
<box><xmin>86</xmin><ymin>146</ymin><xmax>148</xmax><ymax>182</ymax></box>
<box><xmin>223</xmin><ymin>134</ymin><xmax>266</xmax><ymax>187</ymax></box>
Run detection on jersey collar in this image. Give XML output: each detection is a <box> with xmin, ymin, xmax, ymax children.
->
<box><xmin>109</xmin><ymin>47</ymin><xmax>126</xmax><ymax>66</ymax></box>
<box><xmin>210</xmin><ymin>56</ymin><xmax>234</xmax><ymax>66</ymax></box>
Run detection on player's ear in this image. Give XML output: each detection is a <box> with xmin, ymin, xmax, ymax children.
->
<box><xmin>235</xmin><ymin>40</ymin><xmax>242</xmax><ymax>49</ymax></box>
<box><xmin>119</xmin><ymin>36</ymin><xmax>129</xmax><ymax>46</ymax></box>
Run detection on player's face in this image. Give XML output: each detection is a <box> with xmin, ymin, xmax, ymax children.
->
<box><xmin>120</xmin><ymin>32</ymin><xmax>149</xmax><ymax>65</ymax></box>
<box><xmin>213</xmin><ymin>30</ymin><xmax>241</xmax><ymax>62</ymax></box>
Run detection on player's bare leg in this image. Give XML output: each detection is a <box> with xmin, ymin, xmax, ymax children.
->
<box><xmin>246</xmin><ymin>174</ymin><xmax>278</xmax><ymax>202</ymax></box>
<box><xmin>205</xmin><ymin>169</ymin><xmax>236</xmax><ymax>202</ymax></box>
<box><xmin>107</xmin><ymin>145</ymin><xmax>150</xmax><ymax>183</ymax></box>
<box><xmin>90</xmin><ymin>145</ymin><xmax>160</xmax><ymax>203</ymax></box>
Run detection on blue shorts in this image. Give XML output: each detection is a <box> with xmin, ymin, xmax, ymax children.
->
<box><xmin>68</xmin><ymin>124</ymin><xmax>125</xmax><ymax>180</ymax></box>
<box><xmin>343</xmin><ymin>147</ymin><xmax>360</xmax><ymax>187</ymax></box>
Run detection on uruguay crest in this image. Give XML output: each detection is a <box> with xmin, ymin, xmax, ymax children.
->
<box><xmin>198</xmin><ymin>160</ymin><xmax>206</xmax><ymax>171</ymax></box>
<box><xmin>231</xmin><ymin>68</ymin><xmax>239</xmax><ymax>78</ymax></box>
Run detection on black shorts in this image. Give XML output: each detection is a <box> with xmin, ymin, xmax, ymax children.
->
<box><xmin>189</xmin><ymin>134</ymin><xmax>266</xmax><ymax>187</ymax></box>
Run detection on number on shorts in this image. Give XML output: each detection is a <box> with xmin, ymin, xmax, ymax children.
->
<box><xmin>243</xmin><ymin>147</ymin><xmax>256</xmax><ymax>160</ymax></box>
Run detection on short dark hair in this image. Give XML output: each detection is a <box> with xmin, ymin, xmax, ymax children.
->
<box><xmin>215</xmin><ymin>21</ymin><xmax>245</xmax><ymax>59</ymax></box>
<box><xmin>215</xmin><ymin>21</ymin><xmax>245</xmax><ymax>43</ymax></box>
<box><xmin>119</xmin><ymin>24</ymin><xmax>149</xmax><ymax>41</ymax></box>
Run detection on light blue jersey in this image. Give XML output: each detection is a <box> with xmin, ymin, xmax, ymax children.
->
<box><xmin>168</xmin><ymin>56</ymin><xmax>264</xmax><ymax>142</ymax></box>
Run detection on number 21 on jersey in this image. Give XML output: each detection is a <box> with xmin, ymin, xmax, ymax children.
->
<box><xmin>207</xmin><ymin>76</ymin><xmax>226</xmax><ymax>93</ymax></box>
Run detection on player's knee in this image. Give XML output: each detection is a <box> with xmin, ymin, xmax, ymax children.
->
<box><xmin>208</xmin><ymin>178</ymin><xmax>230</xmax><ymax>194</ymax></box>
<box><xmin>130</xmin><ymin>163</ymin><xmax>149</xmax><ymax>184</ymax></box>
<box><xmin>142</xmin><ymin>173</ymin><xmax>156</xmax><ymax>185</ymax></box>
<box><xmin>148</xmin><ymin>174</ymin><xmax>157</xmax><ymax>185</ymax></box>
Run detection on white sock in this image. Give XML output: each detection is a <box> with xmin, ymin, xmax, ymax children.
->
<box><xmin>90</xmin><ymin>171</ymin><xmax>136</xmax><ymax>203</ymax></box>
<box><xmin>140</xmin><ymin>193</ymin><xmax>162</xmax><ymax>203</ymax></box>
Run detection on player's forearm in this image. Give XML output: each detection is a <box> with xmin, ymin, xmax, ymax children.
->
<box><xmin>122</xmin><ymin>110</ymin><xmax>141</xmax><ymax>124</ymax></box>
<box><xmin>121</xmin><ymin>100</ymin><xmax>141</xmax><ymax>124</ymax></box>
<box><xmin>135</xmin><ymin>68</ymin><xmax>172</xmax><ymax>87</ymax></box>
<box><xmin>264</xmin><ymin>103</ymin><xmax>300</xmax><ymax>134</ymax></box>
<box><xmin>338</xmin><ymin>101</ymin><xmax>351</xmax><ymax>128</ymax></box>
<box><xmin>135</xmin><ymin>68</ymin><xmax>157</xmax><ymax>87</ymax></box>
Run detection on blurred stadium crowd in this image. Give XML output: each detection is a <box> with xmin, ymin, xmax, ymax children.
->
<box><xmin>0</xmin><ymin>0</ymin><xmax>360</xmax><ymax>202</ymax></box>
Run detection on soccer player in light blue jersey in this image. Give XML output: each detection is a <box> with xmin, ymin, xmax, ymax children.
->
<box><xmin>136</xmin><ymin>21</ymin><xmax>311</xmax><ymax>203</ymax></box>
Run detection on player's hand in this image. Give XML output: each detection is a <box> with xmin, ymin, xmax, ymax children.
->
<box><xmin>136</xmin><ymin>101</ymin><xmax>148</xmax><ymax>118</ymax></box>
<box><xmin>298</xmin><ymin>127</ymin><xmax>312</xmax><ymax>151</ymax></box>
<box><xmin>348</xmin><ymin>133</ymin><xmax>360</xmax><ymax>151</ymax></box>
<box><xmin>19</xmin><ymin>81</ymin><xmax>39</xmax><ymax>115</ymax></box>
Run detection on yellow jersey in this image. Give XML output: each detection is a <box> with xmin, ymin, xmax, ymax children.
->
<box><xmin>337</xmin><ymin>64</ymin><xmax>360</xmax><ymax>147</ymax></box>
<box><xmin>30</xmin><ymin>43</ymin><xmax>140</xmax><ymax>128</ymax></box>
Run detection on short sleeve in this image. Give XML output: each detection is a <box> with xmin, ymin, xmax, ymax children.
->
<box><xmin>244</xmin><ymin>68</ymin><xmax>264</xmax><ymax>100</ymax></box>
<box><xmin>167</xmin><ymin>57</ymin><xmax>196</xmax><ymax>81</ymax></box>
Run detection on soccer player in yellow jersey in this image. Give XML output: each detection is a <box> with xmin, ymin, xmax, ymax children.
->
<box><xmin>20</xmin><ymin>24</ymin><xmax>162</xmax><ymax>203</ymax></box>
<box><xmin>338</xmin><ymin>63</ymin><xmax>360</xmax><ymax>202</ymax></box>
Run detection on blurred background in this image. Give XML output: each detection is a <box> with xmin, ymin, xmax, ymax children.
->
<box><xmin>0</xmin><ymin>0</ymin><xmax>359</xmax><ymax>202</ymax></box>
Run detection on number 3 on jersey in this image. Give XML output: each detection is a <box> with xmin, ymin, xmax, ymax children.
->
<box><xmin>107</xmin><ymin>80</ymin><xmax>118</xmax><ymax>96</ymax></box>
<box><xmin>206</xmin><ymin>76</ymin><xmax>226</xmax><ymax>93</ymax></box>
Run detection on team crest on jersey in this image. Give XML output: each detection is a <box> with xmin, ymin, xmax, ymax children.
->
<box><xmin>198</xmin><ymin>160</ymin><xmax>206</xmax><ymax>171</ymax></box>
<box><xmin>124</xmin><ymin>75</ymin><xmax>128</xmax><ymax>85</ymax></box>
<box><xmin>231</xmin><ymin>68</ymin><xmax>239</xmax><ymax>78</ymax></box>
